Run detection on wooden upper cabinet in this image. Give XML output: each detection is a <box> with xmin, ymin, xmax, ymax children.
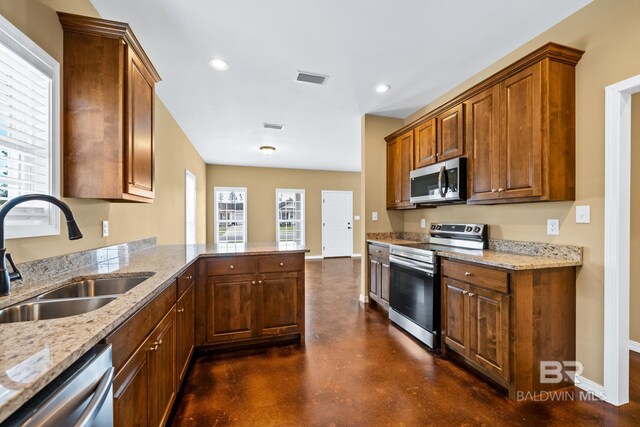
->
<box><xmin>437</xmin><ymin>104</ymin><xmax>465</xmax><ymax>161</ymax></box>
<box><xmin>465</xmin><ymin>86</ymin><xmax>501</xmax><ymax>202</ymax></box>
<box><xmin>500</xmin><ymin>63</ymin><xmax>543</xmax><ymax>200</ymax></box>
<box><xmin>386</xmin><ymin>130</ymin><xmax>414</xmax><ymax>209</ymax></box>
<box><xmin>413</xmin><ymin>118</ymin><xmax>437</xmax><ymax>168</ymax></box>
<box><xmin>58</xmin><ymin>13</ymin><xmax>161</xmax><ymax>203</ymax></box>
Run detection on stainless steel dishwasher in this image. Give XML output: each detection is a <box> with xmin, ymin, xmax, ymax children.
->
<box><xmin>3</xmin><ymin>344</ymin><xmax>114</xmax><ymax>427</ymax></box>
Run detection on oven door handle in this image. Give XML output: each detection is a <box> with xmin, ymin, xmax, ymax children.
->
<box><xmin>390</xmin><ymin>256</ymin><xmax>435</xmax><ymax>276</ymax></box>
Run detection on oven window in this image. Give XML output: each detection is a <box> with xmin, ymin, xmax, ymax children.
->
<box><xmin>389</xmin><ymin>263</ymin><xmax>436</xmax><ymax>332</ymax></box>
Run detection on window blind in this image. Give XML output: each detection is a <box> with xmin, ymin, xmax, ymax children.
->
<box><xmin>0</xmin><ymin>39</ymin><xmax>53</xmax><ymax>228</ymax></box>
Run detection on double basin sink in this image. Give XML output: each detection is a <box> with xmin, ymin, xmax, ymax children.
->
<box><xmin>0</xmin><ymin>275</ymin><xmax>152</xmax><ymax>324</ymax></box>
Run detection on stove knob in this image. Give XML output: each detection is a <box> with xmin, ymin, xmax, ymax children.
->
<box><xmin>431</xmin><ymin>225</ymin><xmax>436</xmax><ymax>230</ymax></box>
<box><xmin>465</xmin><ymin>226</ymin><xmax>472</xmax><ymax>232</ymax></box>
<box><xmin>436</xmin><ymin>225</ymin><xmax>442</xmax><ymax>230</ymax></box>
<box><xmin>473</xmin><ymin>226</ymin><xmax>481</xmax><ymax>233</ymax></box>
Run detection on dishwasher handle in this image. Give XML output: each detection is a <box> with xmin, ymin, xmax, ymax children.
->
<box><xmin>73</xmin><ymin>367</ymin><xmax>114</xmax><ymax>427</ymax></box>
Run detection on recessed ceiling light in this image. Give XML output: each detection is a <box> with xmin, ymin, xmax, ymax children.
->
<box><xmin>208</xmin><ymin>58</ymin><xmax>229</xmax><ymax>71</ymax></box>
<box><xmin>375</xmin><ymin>83</ymin><xmax>391</xmax><ymax>93</ymax></box>
<box><xmin>260</xmin><ymin>146</ymin><xmax>276</xmax><ymax>156</ymax></box>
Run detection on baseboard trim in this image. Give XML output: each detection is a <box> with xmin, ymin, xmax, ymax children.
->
<box><xmin>630</xmin><ymin>340</ymin><xmax>640</xmax><ymax>353</ymax></box>
<box><xmin>359</xmin><ymin>294</ymin><xmax>369</xmax><ymax>303</ymax></box>
<box><xmin>305</xmin><ymin>255</ymin><xmax>324</xmax><ymax>260</ymax></box>
<box><xmin>575</xmin><ymin>375</ymin><xmax>606</xmax><ymax>400</ymax></box>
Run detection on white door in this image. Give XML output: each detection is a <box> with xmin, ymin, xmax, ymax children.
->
<box><xmin>185</xmin><ymin>170</ymin><xmax>197</xmax><ymax>245</ymax></box>
<box><xmin>322</xmin><ymin>191</ymin><xmax>353</xmax><ymax>257</ymax></box>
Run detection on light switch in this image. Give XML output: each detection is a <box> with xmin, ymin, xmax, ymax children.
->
<box><xmin>354</xmin><ymin>215</ymin><xmax>361</xmax><ymax>221</ymax></box>
<box><xmin>372</xmin><ymin>212</ymin><xmax>378</xmax><ymax>221</ymax></box>
<box><xmin>420</xmin><ymin>219</ymin><xmax>426</xmax><ymax>229</ymax></box>
<box><xmin>576</xmin><ymin>205</ymin><xmax>590</xmax><ymax>224</ymax></box>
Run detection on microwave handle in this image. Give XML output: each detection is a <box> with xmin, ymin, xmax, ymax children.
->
<box><xmin>438</xmin><ymin>166</ymin><xmax>448</xmax><ymax>198</ymax></box>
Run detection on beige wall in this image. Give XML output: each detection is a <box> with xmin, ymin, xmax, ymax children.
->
<box><xmin>0</xmin><ymin>0</ymin><xmax>207</xmax><ymax>263</ymax></box>
<box><xmin>631</xmin><ymin>93</ymin><xmax>640</xmax><ymax>343</ymax></box>
<box><xmin>207</xmin><ymin>165</ymin><xmax>361</xmax><ymax>257</ymax></box>
<box><xmin>363</xmin><ymin>0</ymin><xmax>640</xmax><ymax>384</ymax></box>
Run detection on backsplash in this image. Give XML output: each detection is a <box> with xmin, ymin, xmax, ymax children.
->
<box><xmin>12</xmin><ymin>238</ymin><xmax>157</xmax><ymax>290</ymax></box>
<box><xmin>366</xmin><ymin>232</ymin><xmax>582</xmax><ymax>263</ymax></box>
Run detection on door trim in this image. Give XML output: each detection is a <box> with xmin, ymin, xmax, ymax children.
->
<box><xmin>321</xmin><ymin>190</ymin><xmax>353</xmax><ymax>258</ymax></box>
<box><xmin>602</xmin><ymin>73</ymin><xmax>640</xmax><ymax>406</ymax></box>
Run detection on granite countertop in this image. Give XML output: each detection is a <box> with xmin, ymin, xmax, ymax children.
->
<box><xmin>366</xmin><ymin>238</ymin><xmax>582</xmax><ymax>270</ymax></box>
<box><xmin>0</xmin><ymin>241</ymin><xmax>308</xmax><ymax>423</ymax></box>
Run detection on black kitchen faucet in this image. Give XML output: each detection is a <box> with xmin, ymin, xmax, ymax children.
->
<box><xmin>0</xmin><ymin>194</ymin><xmax>83</xmax><ymax>296</ymax></box>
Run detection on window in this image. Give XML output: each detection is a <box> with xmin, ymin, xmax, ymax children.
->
<box><xmin>214</xmin><ymin>187</ymin><xmax>247</xmax><ymax>244</ymax></box>
<box><xmin>276</xmin><ymin>189</ymin><xmax>305</xmax><ymax>246</ymax></box>
<box><xmin>0</xmin><ymin>15</ymin><xmax>59</xmax><ymax>239</ymax></box>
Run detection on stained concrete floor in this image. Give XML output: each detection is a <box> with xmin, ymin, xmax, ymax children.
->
<box><xmin>171</xmin><ymin>258</ymin><xmax>640</xmax><ymax>426</ymax></box>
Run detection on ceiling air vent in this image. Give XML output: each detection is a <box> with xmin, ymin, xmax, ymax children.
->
<box><xmin>296</xmin><ymin>71</ymin><xmax>329</xmax><ymax>85</ymax></box>
<box><xmin>263</xmin><ymin>123</ymin><xmax>285</xmax><ymax>130</ymax></box>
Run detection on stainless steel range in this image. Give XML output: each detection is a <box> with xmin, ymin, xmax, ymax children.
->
<box><xmin>388</xmin><ymin>223</ymin><xmax>487</xmax><ymax>349</ymax></box>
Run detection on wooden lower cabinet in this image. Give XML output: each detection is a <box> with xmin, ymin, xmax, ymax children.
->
<box><xmin>367</xmin><ymin>244</ymin><xmax>390</xmax><ymax>310</ymax></box>
<box><xmin>196</xmin><ymin>254</ymin><xmax>305</xmax><ymax>348</ymax></box>
<box><xmin>441</xmin><ymin>258</ymin><xmax>575</xmax><ymax>398</ymax></box>
<box><xmin>113</xmin><ymin>307</ymin><xmax>176</xmax><ymax>427</ymax></box>
<box><xmin>176</xmin><ymin>283</ymin><xmax>195</xmax><ymax>385</ymax></box>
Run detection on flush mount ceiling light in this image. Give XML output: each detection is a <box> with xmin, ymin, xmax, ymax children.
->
<box><xmin>375</xmin><ymin>83</ymin><xmax>391</xmax><ymax>93</ymax></box>
<box><xmin>260</xmin><ymin>146</ymin><xmax>276</xmax><ymax>156</ymax></box>
<box><xmin>208</xmin><ymin>58</ymin><xmax>229</xmax><ymax>71</ymax></box>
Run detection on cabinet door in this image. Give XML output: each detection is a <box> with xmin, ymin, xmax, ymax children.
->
<box><xmin>176</xmin><ymin>284</ymin><xmax>195</xmax><ymax>386</ymax></box>
<box><xmin>368</xmin><ymin>256</ymin><xmax>379</xmax><ymax>301</ymax></box>
<box><xmin>126</xmin><ymin>47</ymin><xmax>155</xmax><ymax>199</ymax></box>
<box><xmin>113</xmin><ymin>338</ymin><xmax>150</xmax><ymax>427</ymax></box>
<box><xmin>444</xmin><ymin>278</ymin><xmax>469</xmax><ymax>357</ymax></box>
<box><xmin>466</xmin><ymin>86</ymin><xmax>501</xmax><ymax>202</ymax></box>
<box><xmin>437</xmin><ymin>104</ymin><xmax>465</xmax><ymax>161</ymax></box>
<box><xmin>257</xmin><ymin>272</ymin><xmax>301</xmax><ymax>336</ymax></box>
<box><xmin>468</xmin><ymin>286</ymin><xmax>510</xmax><ymax>382</ymax></box>
<box><xmin>414</xmin><ymin>118</ymin><xmax>437</xmax><ymax>168</ymax></box>
<box><xmin>380</xmin><ymin>261</ymin><xmax>390</xmax><ymax>308</ymax></box>
<box><xmin>205</xmin><ymin>274</ymin><xmax>255</xmax><ymax>343</ymax></box>
<box><xmin>386</xmin><ymin>139</ymin><xmax>402</xmax><ymax>208</ymax></box>
<box><xmin>148</xmin><ymin>308</ymin><xmax>177</xmax><ymax>427</ymax></box>
<box><xmin>500</xmin><ymin>63</ymin><xmax>542</xmax><ymax>199</ymax></box>
<box><xmin>399</xmin><ymin>130</ymin><xmax>414</xmax><ymax>205</ymax></box>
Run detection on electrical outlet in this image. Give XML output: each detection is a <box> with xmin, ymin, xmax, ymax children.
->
<box><xmin>102</xmin><ymin>220</ymin><xmax>109</xmax><ymax>237</ymax></box>
<box><xmin>576</xmin><ymin>206</ymin><xmax>590</xmax><ymax>224</ymax></box>
<box><xmin>547</xmin><ymin>219</ymin><xmax>560</xmax><ymax>235</ymax></box>
<box><xmin>372</xmin><ymin>212</ymin><xmax>378</xmax><ymax>221</ymax></box>
<box><xmin>420</xmin><ymin>219</ymin><xmax>426</xmax><ymax>229</ymax></box>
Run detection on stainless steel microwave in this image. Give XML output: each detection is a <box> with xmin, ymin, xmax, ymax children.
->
<box><xmin>410</xmin><ymin>157</ymin><xmax>467</xmax><ymax>204</ymax></box>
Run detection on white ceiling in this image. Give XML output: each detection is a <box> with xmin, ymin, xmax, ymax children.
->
<box><xmin>90</xmin><ymin>0</ymin><xmax>591</xmax><ymax>172</ymax></box>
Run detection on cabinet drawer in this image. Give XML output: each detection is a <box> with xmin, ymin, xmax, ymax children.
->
<box><xmin>177</xmin><ymin>263</ymin><xmax>195</xmax><ymax>297</ymax></box>
<box><xmin>368</xmin><ymin>244</ymin><xmax>389</xmax><ymax>260</ymax></box>
<box><xmin>206</xmin><ymin>256</ymin><xmax>256</xmax><ymax>276</ymax></box>
<box><xmin>442</xmin><ymin>259</ymin><xmax>509</xmax><ymax>293</ymax></box>
<box><xmin>258</xmin><ymin>255</ymin><xmax>304</xmax><ymax>273</ymax></box>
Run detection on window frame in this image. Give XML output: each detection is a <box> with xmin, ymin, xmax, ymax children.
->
<box><xmin>0</xmin><ymin>14</ymin><xmax>60</xmax><ymax>239</ymax></box>
<box><xmin>214</xmin><ymin>186</ymin><xmax>247</xmax><ymax>244</ymax></box>
<box><xmin>275</xmin><ymin>188</ymin><xmax>305</xmax><ymax>247</ymax></box>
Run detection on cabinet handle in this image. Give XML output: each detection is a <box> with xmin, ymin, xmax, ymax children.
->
<box><xmin>279</xmin><ymin>262</ymin><xmax>284</xmax><ymax>266</ymax></box>
<box><xmin>376</xmin><ymin>250</ymin><xmax>382</xmax><ymax>253</ymax></box>
<box><xmin>498</xmin><ymin>188</ymin><xmax>504</xmax><ymax>192</ymax></box>
<box><xmin>187</xmin><ymin>275</ymin><xmax>193</xmax><ymax>280</ymax></box>
<box><xmin>464</xmin><ymin>272</ymin><xmax>472</xmax><ymax>276</ymax></box>
<box><xmin>491</xmin><ymin>189</ymin><xmax>496</xmax><ymax>193</ymax></box>
<box><xmin>462</xmin><ymin>290</ymin><xmax>468</xmax><ymax>295</ymax></box>
<box><xmin>252</xmin><ymin>280</ymin><xmax>256</xmax><ymax>284</ymax></box>
<box><xmin>177</xmin><ymin>308</ymin><xmax>185</xmax><ymax>313</ymax></box>
<box><xmin>229</xmin><ymin>265</ymin><xmax>234</xmax><ymax>269</ymax></box>
<box><xmin>468</xmin><ymin>293</ymin><xmax>475</xmax><ymax>297</ymax></box>
<box><xmin>150</xmin><ymin>344</ymin><xmax>158</xmax><ymax>351</ymax></box>
<box><xmin>258</xmin><ymin>280</ymin><xmax>263</xmax><ymax>284</ymax></box>
<box><xmin>157</xmin><ymin>339</ymin><xmax>163</xmax><ymax>346</ymax></box>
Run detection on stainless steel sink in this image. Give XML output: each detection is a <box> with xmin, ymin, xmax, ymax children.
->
<box><xmin>0</xmin><ymin>297</ymin><xmax>116</xmax><ymax>324</ymax></box>
<box><xmin>38</xmin><ymin>276</ymin><xmax>150</xmax><ymax>300</ymax></box>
